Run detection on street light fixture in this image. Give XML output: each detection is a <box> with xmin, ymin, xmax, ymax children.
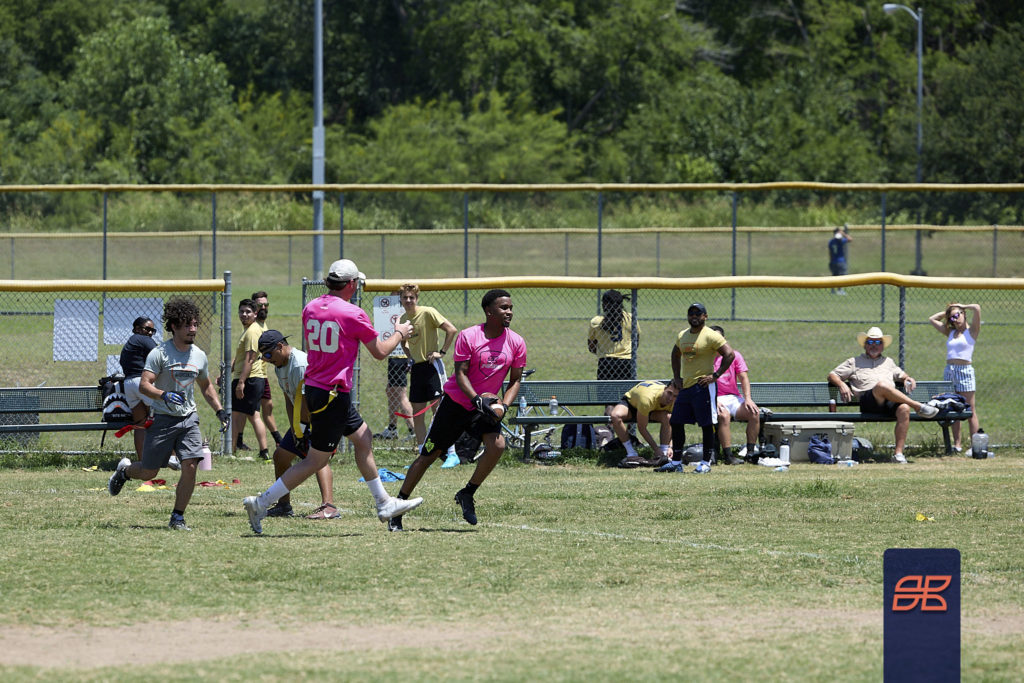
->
<box><xmin>882</xmin><ymin>3</ymin><xmax>925</xmax><ymax>274</ymax></box>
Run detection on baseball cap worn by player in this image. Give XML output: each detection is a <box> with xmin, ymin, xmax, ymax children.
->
<box><xmin>688</xmin><ymin>302</ymin><xmax>707</xmax><ymax>316</ymax></box>
<box><xmin>258</xmin><ymin>329</ymin><xmax>289</xmax><ymax>354</ymax></box>
<box><xmin>326</xmin><ymin>259</ymin><xmax>366</xmax><ymax>285</ymax></box>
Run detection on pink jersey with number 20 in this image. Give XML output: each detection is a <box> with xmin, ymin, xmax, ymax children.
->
<box><xmin>443</xmin><ymin>323</ymin><xmax>527</xmax><ymax>409</ymax></box>
<box><xmin>302</xmin><ymin>294</ymin><xmax>379</xmax><ymax>392</ymax></box>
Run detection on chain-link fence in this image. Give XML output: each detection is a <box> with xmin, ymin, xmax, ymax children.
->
<box><xmin>0</xmin><ymin>279</ymin><xmax>230</xmax><ymax>453</ymax></box>
<box><xmin>302</xmin><ymin>276</ymin><xmax>1024</xmax><ymax>451</ymax></box>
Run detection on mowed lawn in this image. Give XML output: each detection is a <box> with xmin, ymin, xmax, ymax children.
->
<box><xmin>0</xmin><ymin>450</ymin><xmax>1021</xmax><ymax>681</ymax></box>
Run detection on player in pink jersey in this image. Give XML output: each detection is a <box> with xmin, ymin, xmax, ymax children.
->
<box><xmin>243</xmin><ymin>259</ymin><xmax>423</xmax><ymax>534</ymax></box>
<box><xmin>389</xmin><ymin>289</ymin><xmax>527</xmax><ymax>531</ymax></box>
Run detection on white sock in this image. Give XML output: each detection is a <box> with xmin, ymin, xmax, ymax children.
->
<box><xmin>447</xmin><ymin>445</ymin><xmax>457</xmax><ymax>456</ymax></box>
<box><xmin>366</xmin><ymin>476</ymin><xmax>389</xmax><ymax>505</ymax></box>
<box><xmin>258</xmin><ymin>479</ymin><xmax>290</xmax><ymax>508</ymax></box>
<box><xmin>624</xmin><ymin>441</ymin><xmax>638</xmax><ymax>457</ymax></box>
<box><xmin>661</xmin><ymin>445</ymin><xmax>672</xmax><ymax>457</ymax></box>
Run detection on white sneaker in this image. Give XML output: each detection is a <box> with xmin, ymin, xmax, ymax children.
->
<box><xmin>893</xmin><ymin>453</ymin><xmax>908</xmax><ymax>464</ymax></box>
<box><xmin>693</xmin><ymin>461</ymin><xmax>712</xmax><ymax>474</ymax></box>
<box><xmin>916</xmin><ymin>404</ymin><xmax>939</xmax><ymax>419</ymax></box>
<box><xmin>168</xmin><ymin>454</ymin><xmax>181</xmax><ymax>471</ymax></box>
<box><xmin>243</xmin><ymin>496</ymin><xmax>268</xmax><ymax>534</ymax></box>
<box><xmin>376</xmin><ymin>496</ymin><xmax>423</xmax><ymax>522</ymax></box>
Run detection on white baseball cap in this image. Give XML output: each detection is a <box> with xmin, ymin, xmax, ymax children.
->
<box><xmin>326</xmin><ymin>259</ymin><xmax>366</xmax><ymax>284</ymax></box>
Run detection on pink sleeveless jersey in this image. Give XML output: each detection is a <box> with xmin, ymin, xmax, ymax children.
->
<box><xmin>443</xmin><ymin>324</ymin><xmax>527</xmax><ymax>409</ymax></box>
<box><xmin>301</xmin><ymin>294</ymin><xmax>379</xmax><ymax>392</ymax></box>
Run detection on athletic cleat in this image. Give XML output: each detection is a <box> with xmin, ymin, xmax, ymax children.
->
<box><xmin>375</xmin><ymin>427</ymin><xmax>399</xmax><ymax>439</ymax></box>
<box><xmin>167</xmin><ymin>454</ymin><xmax>181</xmax><ymax>471</ymax></box>
<box><xmin>266</xmin><ymin>501</ymin><xmax>294</xmax><ymax>517</ymax></box>
<box><xmin>259</xmin><ymin>448</ymin><xmax>271</xmax><ymax>460</ymax></box>
<box><xmin>305</xmin><ymin>503</ymin><xmax>341</xmax><ymax>520</ymax></box>
<box><xmin>892</xmin><ymin>452</ymin><xmax>908</xmax><ymax>464</ymax></box>
<box><xmin>655</xmin><ymin>460</ymin><xmax>683</xmax><ymax>473</ymax></box>
<box><xmin>108</xmin><ymin>457</ymin><xmax>131</xmax><ymax>496</ymax></box>
<box><xmin>376</xmin><ymin>496</ymin><xmax>423</xmax><ymax>522</ymax></box>
<box><xmin>243</xmin><ymin>496</ymin><xmax>268</xmax><ymax>534</ymax></box>
<box><xmin>168</xmin><ymin>514</ymin><xmax>191</xmax><ymax>531</ymax></box>
<box><xmin>916</xmin><ymin>404</ymin><xmax>939</xmax><ymax>419</ymax></box>
<box><xmin>693</xmin><ymin>461</ymin><xmax>712</xmax><ymax>474</ymax></box>
<box><xmin>441</xmin><ymin>451</ymin><xmax>461</xmax><ymax>468</ymax></box>
<box><xmin>454</xmin><ymin>489</ymin><xmax>477</xmax><ymax>525</ymax></box>
<box><xmin>387</xmin><ymin>516</ymin><xmax>405</xmax><ymax>532</ymax></box>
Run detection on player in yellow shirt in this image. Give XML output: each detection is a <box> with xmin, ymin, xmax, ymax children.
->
<box><xmin>610</xmin><ymin>381</ymin><xmax>677</xmax><ymax>468</ymax></box>
<box><xmin>224</xmin><ymin>299</ymin><xmax>270</xmax><ymax>460</ymax></box>
<box><xmin>664</xmin><ymin>303</ymin><xmax>735</xmax><ymax>473</ymax></box>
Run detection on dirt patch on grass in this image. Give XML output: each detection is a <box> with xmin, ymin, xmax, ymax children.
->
<box><xmin>1</xmin><ymin>607</ymin><xmax>1020</xmax><ymax>670</ymax></box>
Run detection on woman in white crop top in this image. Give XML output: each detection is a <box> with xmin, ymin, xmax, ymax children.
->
<box><xmin>928</xmin><ymin>303</ymin><xmax>981</xmax><ymax>451</ymax></box>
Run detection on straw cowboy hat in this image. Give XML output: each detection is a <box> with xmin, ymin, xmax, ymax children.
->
<box><xmin>856</xmin><ymin>326</ymin><xmax>893</xmax><ymax>349</ymax></box>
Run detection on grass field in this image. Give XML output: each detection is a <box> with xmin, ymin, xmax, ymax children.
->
<box><xmin>0</xmin><ymin>449</ymin><xmax>1021</xmax><ymax>680</ymax></box>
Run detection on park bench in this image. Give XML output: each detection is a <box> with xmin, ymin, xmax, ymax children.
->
<box><xmin>0</xmin><ymin>386</ymin><xmax>132</xmax><ymax>443</ymax></box>
<box><xmin>508</xmin><ymin>379</ymin><xmax>970</xmax><ymax>461</ymax></box>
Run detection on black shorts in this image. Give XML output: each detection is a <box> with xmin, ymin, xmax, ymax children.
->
<box><xmin>422</xmin><ymin>395</ymin><xmax>501</xmax><ymax>455</ymax></box>
<box><xmin>409</xmin><ymin>360</ymin><xmax>444</xmax><ymax>403</ymax></box>
<box><xmin>306</xmin><ymin>386</ymin><xmax>364</xmax><ymax>452</ymax></box>
<box><xmin>231</xmin><ymin>378</ymin><xmax>266</xmax><ymax>416</ymax></box>
<box><xmin>616</xmin><ymin>396</ymin><xmax>638</xmax><ymax>423</ymax></box>
<box><xmin>859</xmin><ymin>390</ymin><xmax>897</xmax><ymax>417</ymax></box>
<box><xmin>598</xmin><ymin>357</ymin><xmax>635</xmax><ymax>381</ymax></box>
<box><xmin>387</xmin><ymin>357</ymin><xmax>410</xmax><ymax>388</ymax></box>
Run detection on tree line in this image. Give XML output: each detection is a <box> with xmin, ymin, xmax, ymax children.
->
<box><xmin>1</xmin><ymin>0</ymin><xmax>1022</xmax><ymax>224</ymax></box>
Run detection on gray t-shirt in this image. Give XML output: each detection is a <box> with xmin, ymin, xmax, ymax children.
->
<box><xmin>144</xmin><ymin>340</ymin><xmax>210</xmax><ymax>417</ymax></box>
<box><xmin>274</xmin><ymin>348</ymin><xmax>307</xmax><ymax>405</ymax></box>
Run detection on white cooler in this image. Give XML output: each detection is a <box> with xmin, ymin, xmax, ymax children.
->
<box><xmin>763</xmin><ymin>421</ymin><xmax>854</xmax><ymax>462</ymax></box>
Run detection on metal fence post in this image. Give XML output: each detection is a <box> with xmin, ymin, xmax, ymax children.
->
<box><xmin>730</xmin><ymin>192</ymin><xmax>737</xmax><ymax>321</ymax></box>
<box><xmin>463</xmin><ymin>192</ymin><xmax>469</xmax><ymax>315</ymax></box>
<box><xmin>198</xmin><ymin>235</ymin><xmax>203</xmax><ymax>278</ymax></box>
<box><xmin>222</xmin><ymin>270</ymin><xmax>232</xmax><ymax>456</ymax></box>
<box><xmin>881</xmin><ymin>192</ymin><xmax>887</xmax><ymax>323</ymax></box>
<box><xmin>339</xmin><ymin>193</ymin><xmax>345</xmax><ymax>258</ymax></box>
<box><xmin>992</xmin><ymin>224</ymin><xmax>998</xmax><ymax>277</ymax></box>
<box><xmin>211</xmin><ymin>193</ymin><xmax>217</xmax><ymax>279</ymax></box>
<box><xmin>597</xmin><ymin>191</ymin><xmax>604</xmax><ymax>277</ymax></box>
<box><xmin>102</xmin><ymin>192</ymin><xmax>108</xmax><ymax>280</ymax></box>
<box><xmin>898</xmin><ymin>286</ymin><xmax>906</xmax><ymax>370</ymax></box>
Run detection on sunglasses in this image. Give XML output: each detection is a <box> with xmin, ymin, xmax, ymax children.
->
<box><xmin>141</xmin><ymin>327</ymin><xmax>157</xmax><ymax>335</ymax></box>
<box><xmin>865</xmin><ymin>339</ymin><xmax>884</xmax><ymax>346</ymax></box>
<box><xmin>949</xmin><ymin>313</ymin><xmax>961</xmax><ymax>320</ymax></box>
<box><xmin>261</xmin><ymin>350</ymin><xmax>275</xmax><ymax>359</ymax></box>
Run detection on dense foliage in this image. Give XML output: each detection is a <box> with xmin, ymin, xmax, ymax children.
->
<box><xmin>1</xmin><ymin>0</ymin><xmax>1022</xmax><ymax>221</ymax></box>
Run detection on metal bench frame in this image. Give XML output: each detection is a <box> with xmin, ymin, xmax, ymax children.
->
<box><xmin>507</xmin><ymin>379</ymin><xmax>971</xmax><ymax>461</ymax></box>
<box><xmin>0</xmin><ymin>386</ymin><xmax>132</xmax><ymax>435</ymax></box>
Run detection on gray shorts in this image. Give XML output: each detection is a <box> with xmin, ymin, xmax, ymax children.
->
<box><xmin>142</xmin><ymin>412</ymin><xmax>204</xmax><ymax>470</ymax></box>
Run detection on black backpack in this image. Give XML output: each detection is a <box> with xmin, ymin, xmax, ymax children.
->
<box><xmin>560</xmin><ymin>423</ymin><xmax>595</xmax><ymax>450</ymax></box>
<box><xmin>99</xmin><ymin>375</ymin><xmax>132</xmax><ymax>423</ymax></box>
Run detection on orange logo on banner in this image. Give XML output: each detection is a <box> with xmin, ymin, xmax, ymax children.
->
<box><xmin>892</xmin><ymin>575</ymin><xmax>952</xmax><ymax>612</ymax></box>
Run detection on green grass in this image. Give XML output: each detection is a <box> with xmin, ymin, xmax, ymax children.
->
<box><xmin>0</xmin><ymin>450</ymin><xmax>1022</xmax><ymax>680</ymax></box>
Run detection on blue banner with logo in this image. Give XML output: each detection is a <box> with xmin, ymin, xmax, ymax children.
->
<box><xmin>883</xmin><ymin>548</ymin><xmax>960</xmax><ymax>682</ymax></box>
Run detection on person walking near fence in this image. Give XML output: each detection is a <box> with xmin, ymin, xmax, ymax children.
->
<box><xmin>107</xmin><ymin>298</ymin><xmax>230</xmax><ymax>531</ymax></box>
<box><xmin>251</xmin><ymin>290</ymin><xmax>282</xmax><ymax>447</ymax></box>
<box><xmin>399</xmin><ymin>282</ymin><xmax>460</xmax><ymax>467</ymax></box>
<box><xmin>389</xmin><ymin>289</ymin><xmax>526</xmax><ymax>531</ymax></box>
<box><xmin>258</xmin><ymin>329</ymin><xmax>340</xmax><ymax>520</ymax></box>
<box><xmin>827</xmin><ymin>326</ymin><xmax>939</xmax><ymax>464</ymax></box>
<box><xmin>928</xmin><ymin>303</ymin><xmax>982</xmax><ymax>452</ymax></box>
<box><xmin>224</xmin><ymin>299</ymin><xmax>270</xmax><ymax>460</ymax></box>
<box><xmin>119</xmin><ymin>316</ymin><xmax>160</xmax><ymax>461</ymax></box>
<box><xmin>243</xmin><ymin>259</ymin><xmax>422</xmax><ymax>534</ymax></box>
<box><xmin>588</xmin><ymin>290</ymin><xmax>638</xmax><ymax>381</ymax></box>
<box><xmin>828</xmin><ymin>225</ymin><xmax>853</xmax><ymax>295</ymax></box>
<box><xmin>709</xmin><ymin>325</ymin><xmax>759</xmax><ymax>465</ymax></box>
<box><xmin>662</xmin><ymin>303</ymin><xmax>734</xmax><ymax>474</ymax></box>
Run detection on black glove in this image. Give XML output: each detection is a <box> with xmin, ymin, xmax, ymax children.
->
<box><xmin>216</xmin><ymin>408</ymin><xmax>230</xmax><ymax>433</ymax></box>
<box><xmin>471</xmin><ymin>395</ymin><xmax>503</xmax><ymax>425</ymax></box>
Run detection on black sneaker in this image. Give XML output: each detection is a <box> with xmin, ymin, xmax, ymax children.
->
<box><xmin>108</xmin><ymin>457</ymin><xmax>131</xmax><ymax>496</ymax></box>
<box><xmin>388</xmin><ymin>516</ymin><xmax>404</xmax><ymax>532</ymax></box>
<box><xmin>454</xmin><ymin>489</ymin><xmax>477</xmax><ymax>525</ymax></box>
<box><xmin>266</xmin><ymin>501</ymin><xmax>293</xmax><ymax>518</ymax></box>
<box><xmin>236</xmin><ymin>442</ymin><xmax>252</xmax><ymax>452</ymax></box>
<box><xmin>259</xmin><ymin>448</ymin><xmax>271</xmax><ymax>460</ymax></box>
<box><xmin>168</xmin><ymin>514</ymin><xmax>191</xmax><ymax>531</ymax></box>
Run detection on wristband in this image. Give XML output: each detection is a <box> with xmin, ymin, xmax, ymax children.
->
<box><xmin>438</xmin><ymin>349</ymin><xmax>446</xmax><ymax>355</ymax></box>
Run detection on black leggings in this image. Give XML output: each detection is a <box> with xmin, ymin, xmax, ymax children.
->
<box><xmin>671</xmin><ymin>423</ymin><xmax>717</xmax><ymax>462</ymax></box>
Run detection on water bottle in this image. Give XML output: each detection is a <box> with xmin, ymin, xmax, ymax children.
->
<box><xmin>779</xmin><ymin>438</ymin><xmax>790</xmax><ymax>464</ymax></box>
<box><xmin>971</xmin><ymin>429</ymin><xmax>989</xmax><ymax>459</ymax></box>
<box><xmin>836</xmin><ymin>459</ymin><xmax>857</xmax><ymax>467</ymax></box>
<box><xmin>549</xmin><ymin>396</ymin><xmax>558</xmax><ymax>415</ymax></box>
<box><xmin>199</xmin><ymin>439</ymin><xmax>213</xmax><ymax>471</ymax></box>
<box><xmin>519</xmin><ymin>394</ymin><xmax>528</xmax><ymax>413</ymax></box>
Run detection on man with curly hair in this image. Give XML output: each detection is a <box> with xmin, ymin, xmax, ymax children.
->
<box><xmin>107</xmin><ymin>298</ymin><xmax>230</xmax><ymax>530</ymax></box>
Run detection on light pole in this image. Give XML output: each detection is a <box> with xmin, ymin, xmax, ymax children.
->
<box><xmin>312</xmin><ymin>0</ymin><xmax>325</xmax><ymax>280</ymax></box>
<box><xmin>882</xmin><ymin>3</ymin><xmax>925</xmax><ymax>274</ymax></box>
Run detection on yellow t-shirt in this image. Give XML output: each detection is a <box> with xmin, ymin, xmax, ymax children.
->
<box><xmin>624</xmin><ymin>381</ymin><xmax>673</xmax><ymax>416</ymax></box>
<box><xmin>588</xmin><ymin>312</ymin><xmax>636</xmax><ymax>359</ymax></box>
<box><xmin>399</xmin><ymin>305</ymin><xmax>450</xmax><ymax>363</ymax></box>
<box><xmin>675</xmin><ymin>326</ymin><xmax>725</xmax><ymax>388</ymax></box>
<box><xmin>232</xmin><ymin>322</ymin><xmax>266</xmax><ymax>380</ymax></box>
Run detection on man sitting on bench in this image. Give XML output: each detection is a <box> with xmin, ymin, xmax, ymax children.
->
<box><xmin>610</xmin><ymin>381</ymin><xmax>677</xmax><ymax>468</ymax></box>
<box><xmin>827</xmin><ymin>326</ymin><xmax>939</xmax><ymax>464</ymax></box>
